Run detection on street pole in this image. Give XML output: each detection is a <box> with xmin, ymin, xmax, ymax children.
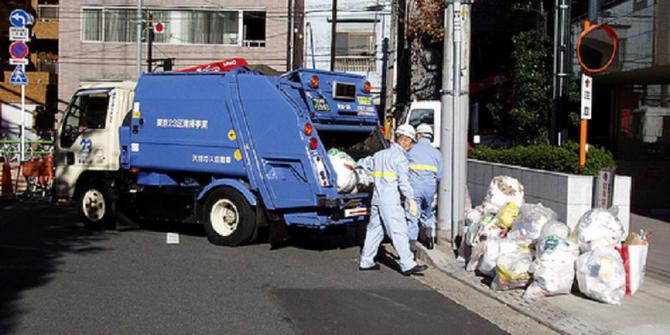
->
<box><xmin>438</xmin><ymin>2</ymin><xmax>454</xmax><ymax>241</ymax></box>
<box><xmin>147</xmin><ymin>19</ymin><xmax>154</xmax><ymax>73</ymax></box>
<box><xmin>136</xmin><ymin>0</ymin><xmax>142</xmax><ymax>80</ymax></box>
<box><xmin>551</xmin><ymin>0</ymin><xmax>571</xmax><ymax>145</ymax></box>
<box><xmin>20</xmin><ymin>64</ymin><xmax>25</xmax><ymax>162</ymax></box>
<box><xmin>330</xmin><ymin>0</ymin><xmax>337</xmax><ymax>71</ymax></box>
<box><xmin>451</xmin><ymin>1</ymin><xmax>463</xmax><ymax>244</ymax></box>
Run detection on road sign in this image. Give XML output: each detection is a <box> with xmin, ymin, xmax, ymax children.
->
<box><xmin>9</xmin><ymin>41</ymin><xmax>29</xmax><ymax>59</ymax></box>
<box><xmin>9</xmin><ymin>27</ymin><xmax>29</xmax><ymax>41</ymax></box>
<box><xmin>153</xmin><ymin>22</ymin><xmax>165</xmax><ymax>34</ymax></box>
<box><xmin>581</xmin><ymin>73</ymin><xmax>593</xmax><ymax>120</ymax></box>
<box><xmin>10</xmin><ymin>66</ymin><xmax>28</xmax><ymax>86</ymax></box>
<box><xmin>9</xmin><ymin>9</ymin><xmax>31</xmax><ymax>28</ymax></box>
<box><xmin>9</xmin><ymin>58</ymin><xmax>29</xmax><ymax>65</ymax></box>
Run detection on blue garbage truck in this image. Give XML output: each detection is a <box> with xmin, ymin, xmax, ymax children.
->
<box><xmin>54</xmin><ymin>68</ymin><xmax>386</xmax><ymax>246</ymax></box>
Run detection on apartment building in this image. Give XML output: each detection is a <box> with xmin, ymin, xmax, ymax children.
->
<box><xmin>58</xmin><ymin>0</ymin><xmax>289</xmax><ymax>112</ymax></box>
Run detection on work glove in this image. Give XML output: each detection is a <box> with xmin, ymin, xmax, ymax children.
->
<box><xmin>409</xmin><ymin>199</ymin><xmax>418</xmax><ymax>217</ymax></box>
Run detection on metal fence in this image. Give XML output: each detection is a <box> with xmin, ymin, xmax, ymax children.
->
<box><xmin>0</xmin><ymin>140</ymin><xmax>54</xmax><ymax>163</ymax></box>
<box><xmin>334</xmin><ymin>56</ymin><xmax>376</xmax><ymax>73</ymax></box>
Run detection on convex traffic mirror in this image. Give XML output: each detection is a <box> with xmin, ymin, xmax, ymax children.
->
<box><xmin>577</xmin><ymin>24</ymin><xmax>618</xmax><ymax>73</ymax></box>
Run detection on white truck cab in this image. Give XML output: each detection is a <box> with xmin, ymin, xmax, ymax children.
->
<box><xmin>400</xmin><ymin>100</ymin><xmax>442</xmax><ymax>147</ymax></box>
<box><xmin>53</xmin><ymin>82</ymin><xmax>136</xmax><ymax>204</ymax></box>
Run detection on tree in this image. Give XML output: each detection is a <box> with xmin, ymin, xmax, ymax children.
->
<box><xmin>405</xmin><ymin>0</ymin><xmax>445</xmax><ymax>100</ymax></box>
<box><xmin>487</xmin><ymin>30</ymin><xmax>554</xmax><ymax>144</ymax></box>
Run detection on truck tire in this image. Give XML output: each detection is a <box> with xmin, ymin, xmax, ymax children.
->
<box><xmin>202</xmin><ymin>187</ymin><xmax>256</xmax><ymax>246</ymax></box>
<box><xmin>77</xmin><ymin>180</ymin><xmax>113</xmax><ymax>230</ymax></box>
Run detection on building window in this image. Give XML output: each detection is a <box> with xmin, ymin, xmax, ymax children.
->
<box><xmin>82</xmin><ymin>9</ymin><xmax>103</xmax><ymax>42</ymax></box>
<box><xmin>243</xmin><ymin>12</ymin><xmax>266</xmax><ymax>47</ymax></box>
<box><xmin>334</xmin><ymin>32</ymin><xmax>375</xmax><ymax>72</ymax></box>
<box><xmin>81</xmin><ymin>7</ymin><xmax>265</xmax><ymax>46</ymax></box>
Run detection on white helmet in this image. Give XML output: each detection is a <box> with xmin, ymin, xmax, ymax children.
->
<box><xmin>416</xmin><ymin>124</ymin><xmax>433</xmax><ymax>137</ymax></box>
<box><xmin>396</xmin><ymin>124</ymin><xmax>416</xmax><ymax>142</ymax></box>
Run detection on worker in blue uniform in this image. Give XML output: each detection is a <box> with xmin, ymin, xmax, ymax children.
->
<box><xmin>407</xmin><ymin>124</ymin><xmax>442</xmax><ymax>250</ymax></box>
<box><xmin>357</xmin><ymin>124</ymin><xmax>428</xmax><ymax>276</ymax></box>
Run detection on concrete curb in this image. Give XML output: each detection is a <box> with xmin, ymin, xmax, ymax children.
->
<box><xmin>415</xmin><ymin>241</ymin><xmax>622</xmax><ymax>335</ymax></box>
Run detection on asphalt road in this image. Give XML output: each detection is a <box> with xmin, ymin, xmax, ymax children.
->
<box><xmin>0</xmin><ymin>200</ymin><xmax>505</xmax><ymax>334</ymax></box>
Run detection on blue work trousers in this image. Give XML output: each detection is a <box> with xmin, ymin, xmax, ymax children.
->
<box><xmin>360</xmin><ymin>204</ymin><xmax>417</xmax><ymax>272</ymax></box>
<box><xmin>407</xmin><ymin>184</ymin><xmax>437</xmax><ymax>241</ymax></box>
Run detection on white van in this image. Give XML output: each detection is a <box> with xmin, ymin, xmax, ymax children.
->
<box><xmin>400</xmin><ymin>100</ymin><xmax>442</xmax><ymax>147</ymax></box>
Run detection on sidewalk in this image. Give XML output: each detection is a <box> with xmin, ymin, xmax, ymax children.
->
<box><xmin>416</xmin><ymin>214</ymin><xmax>670</xmax><ymax>335</ymax></box>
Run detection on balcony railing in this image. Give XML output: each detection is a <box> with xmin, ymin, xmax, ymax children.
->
<box><xmin>243</xmin><ymin>40</ymin><xmax>266</xmax><ymax>47</ymax></box>
<box><xmin>38</xmin><ymin>4</ymin><xmax>59</xmax><ymax>21</ymax></box>
<box><xmin>334</xmin><ymin>56</ymin><xmax>376</xmax><ymax>73</ymax></box>
<box><xmin>36</xmin><ymin>60</ymin><xmax>58</xmax><ymax>75</ymax></box>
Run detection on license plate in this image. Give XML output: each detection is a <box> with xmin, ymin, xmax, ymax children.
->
<box><xmin>344</xmin><ymin>207</ymin><xmax>369</xmax><ymax>217</ymax></box>
<box><xmin>312</xmin><ymin>98</ymin><xmax>330</xmax><ymax>111</ymax></box>
<box><xmin>357</xmin><ymin>96</ymin><xmax>371</xmax><ymax>105</ymax></box>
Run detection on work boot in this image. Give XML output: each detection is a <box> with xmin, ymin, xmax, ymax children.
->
<box><xmin>423</xmin><ymin>238</ymin><xmax>434</xmax><ymax>250</ymax></box>
<box><xmin>402</xmin><ymin>264</ymin><xmax>428</xmax><ymax>276</ymax></box>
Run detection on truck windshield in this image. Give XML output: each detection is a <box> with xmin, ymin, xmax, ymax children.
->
<box><xmin>409</xmin><ymin>108</ymin><xmax>434</xmax><ymax>128</ymax></box>
<box><xmin>60</xmin><ymin>91</ymin><xmax>110</xmax><ymax>148</ymax></box>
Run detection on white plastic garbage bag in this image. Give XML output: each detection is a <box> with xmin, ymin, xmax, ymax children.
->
<box><xmin>575</xmin><ymin>208</ymin><xmax>625</xmax><ymax>253</ymax></box>
<box><xmin>538</xmin><ymin>220</ymin><xmax>570</xmax><ymax>242</ymax></box>
<box><xmin>491</xmin><ymin>245</ymin><xmax>533</xmax><ymax>290</ymax></box>
<box><xmin>328</xmin><ymin>148</ymin><xmax>357</xmax><ymax>193</ymax></box>
<box><xmin>478</xmin><ymin>238</ymin><xmax>524</xmax><ymax>277</ymax></box>
<box><xmin>576</xmin><ymin>248</ymin><xmax>626</xmax><ymax>305</ymax></box>
<box><xmin>507</xmin><ymin>203</ymin><xmax>557</xmax><ymax>244</ymax></box>
<box><xmin>482</xmin><ymin>176</ymin><xmax>525</xmax><ymax>213</ymax></box>
<box><xmin>524</xmin><ymin>236</ymin><xmax>579</xmax><ymax>299</ymax></box>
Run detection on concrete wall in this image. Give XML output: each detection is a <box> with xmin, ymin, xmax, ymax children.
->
<box><xmin>58</xmin><ymin>0</ymin><xmax>289</xmax><ymax>113</ymax></box>
<box><xmin>467</xmin><ymin>159</ymin><xmax>632</xmax><ymax>236</ymax></box>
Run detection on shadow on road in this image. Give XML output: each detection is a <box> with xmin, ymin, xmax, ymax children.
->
<box><xmin>0</xmin><ymin>200</ymin><xmax>108</xmax><ymax>333</ymax></box>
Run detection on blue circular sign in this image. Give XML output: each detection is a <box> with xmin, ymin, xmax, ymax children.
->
<box><xmin>9</xmin><ymin>41</ymin><xmax>29</xmax><ymax>59</ymax></box>
<box><xmin>9</xmin><ymin>9</ymin><xmax>31</xmax><ymax>28</ymax></box>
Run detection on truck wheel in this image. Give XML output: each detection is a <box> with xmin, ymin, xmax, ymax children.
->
<box><xmin>202</xmin><ymin>188</ymin><xmax>256</xmax><ymax>246</ymax></box>
<box><xmin>78</xmin><ymin>181</ymin><xmax>113</xmax><ymax>230</ymax></box>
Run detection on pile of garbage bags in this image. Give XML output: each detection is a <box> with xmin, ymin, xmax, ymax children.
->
<box><xmin>462</xmin><ymin>176</ymin><xmax>628</xmax><ymax>305</ymax></box>
<box><xmin>327</xmin><ymin>148</ymin><xmax>372</xmax><ymax>194</ymax></box>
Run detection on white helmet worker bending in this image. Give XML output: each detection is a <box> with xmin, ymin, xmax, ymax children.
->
<box><xmin>396</xmin><ymin>124</ymin><xmax>417</xmax><ymax>143</ymax></box>
<box><xmin>355</xmin><ymin>124</ymin><xmax>427</xmax><ymax>276</ymax></box>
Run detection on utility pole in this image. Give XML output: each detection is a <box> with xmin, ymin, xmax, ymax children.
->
<box><xmin>136</xmin><ymin>0</ymin><xmax>142</xmax><ymax>80</ymax></box>
<box><xmin>330</xmin><ymin>0</ymin><xmax>338</xmax><ymax>71</ymax></box>
<box><xmin>551</xmin><ymin>0</ymin><xmax>571</xmax><ymax>145</ymax></box>
<box><xmin>383</xmin><ymin>1</ymin><xmax>398</xmax><ymax>137</ymax></box>
<box><xmin>438</xmin><ymin>2</ymin><xmax>454</xmax><ymax>241</ymax></box>
<box><xmin>438</xmin><ymin>0</ymin><xmax>471</xmax><ymax>245</ymax></box>
<box><xmin>147</xmin><ymin>16</ymin><xmax>154</xmax><ymax>73</ymax></box>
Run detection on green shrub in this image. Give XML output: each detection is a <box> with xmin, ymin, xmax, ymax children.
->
<box><xmin>469</xmin><ymin>142</ymin><xmax>616</xmax><ymax>175</ymax></box>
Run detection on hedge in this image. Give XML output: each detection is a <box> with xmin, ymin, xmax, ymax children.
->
<box><xmin>468</xmin><ymin>142</ymin><xmax>616</xmax><ymax>176</ymax></box>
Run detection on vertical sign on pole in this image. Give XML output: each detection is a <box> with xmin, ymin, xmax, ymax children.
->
<box><xmin>580</xmin><ymin>73</ymin><xmax>592</xmax><ymax>167</ymax></box>
<box><xmin>9</xmin><ymin>9</ymin><xmax>32</xmax><ymax>162</ymax></box>
<box><xmin>576</xmin><ymin>21</ymin><xmax>617</xmax><ymax>168</ymax></box>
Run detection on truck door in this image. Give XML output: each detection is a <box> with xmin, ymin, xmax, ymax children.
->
<box><xmin>235</xmin><ymin>76</ymin><xmax>317</xmax><ymax>209</ymax></box>
<box><xmin>55</xmin><ymin>89</ymin><xmax>119</xmax><ymax>194</ymax></box>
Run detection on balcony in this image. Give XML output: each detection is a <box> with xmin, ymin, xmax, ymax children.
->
<box><xmin>38</xmin><ymin>4</ymin><xmax>59</xmax><ymax>21</ymax></box>
<box><xmin>32</xmin><ymin>4</ymin><xmax>59</xmax><ymax>40</ymax></box>
<box><xmin>334</xmin><ymin>56</ymin><xmax>376</xmax><ymax>73</ymax></box>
